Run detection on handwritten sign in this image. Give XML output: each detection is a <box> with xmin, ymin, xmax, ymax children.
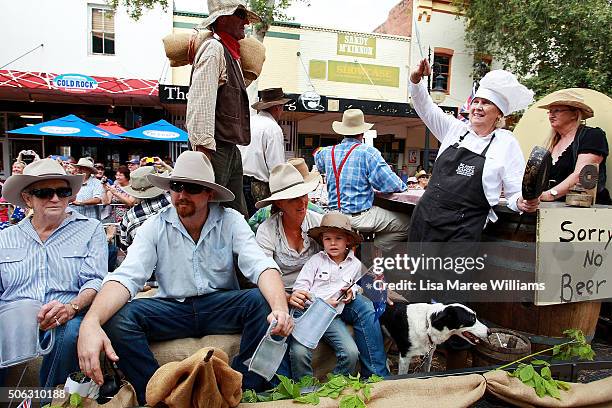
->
<box><xmin>536</xmin><ymin>207</ymin><xmax>611</xmax><ymax>305</ymax></box>
<box><xmin>337</xmin><ymin>34</ymin><xmax>376</xmax><ymax>58</ymax></box>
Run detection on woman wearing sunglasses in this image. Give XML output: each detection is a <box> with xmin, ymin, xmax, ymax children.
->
<box><xmin>0</xmin><ymin>159</ymin><xmax>107</xmax><ymax>389</ymax></box>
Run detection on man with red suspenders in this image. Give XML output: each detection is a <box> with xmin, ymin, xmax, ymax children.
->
<box><xmin>315</xmin><ymin>109</ymin><xmax>411</xmax><ymax>252</ymax></box>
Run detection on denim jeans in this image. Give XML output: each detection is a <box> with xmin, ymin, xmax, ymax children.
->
<box><xmin>340</xmin><ymin>294</ymin><xmax>389</xmax><ymax>377</ymax></box>
<box><xmin>290</xmin><ymin>315</ymin><xmax>358</xmax><ymax>380</ymax></box>
<box><xmin>103</xmin><ymin>289</ymin><xmax>289</xmax><ymax>404</ymax></box>
<box><xmin>39</xmin><ymin>314</ymin><xmax>84</xmax><ymax>388</ymax></box>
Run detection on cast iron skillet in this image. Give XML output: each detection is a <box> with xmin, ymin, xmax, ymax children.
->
<box><xmin>522</xmin><ymin>146</ymin><xmax>552</xmax><ymax>200</ymax></box>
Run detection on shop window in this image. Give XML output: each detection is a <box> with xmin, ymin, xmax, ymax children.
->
<box><xmin>433</xmin><ymin>49</ymin><xmax>453</xmax><ymax>93</ymax></box>
<box><xmin>90</xmin><ymin>6</ymin><xmax>115</xmax><ymax>55</ymax></box>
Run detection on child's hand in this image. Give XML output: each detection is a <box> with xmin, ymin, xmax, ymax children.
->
<box><xmin>289</xmin><ymin>290</ymin><xmax>311</xmax><ymax>310</ymax></box>
<box><xmin>326</xmin><ymin>298</ymin><xmax>340</xmax><ymax>308</ymax></box>
<box><xmin>340</xmin><ymin>286</ymin><xmax>355</xmax><ymax>304</ymax></box>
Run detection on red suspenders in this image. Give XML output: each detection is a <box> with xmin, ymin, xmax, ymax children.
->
<box><xmin>331</xmin><ymin>143</ymin><xmax>360</xmax><ymax>212</ymax></box>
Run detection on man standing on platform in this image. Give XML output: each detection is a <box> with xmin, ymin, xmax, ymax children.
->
<box><xmin>239</xmin><ymin>88</ymin><xmax>290</xmax><ymax>216</ymax></box>
<box><xmin>315</xmin><ymin>109</ymin><xmax>411</xmax><ymax>251</ymax></box>
<box><xmin>186</xmin><ymin>0</ymin><xmax>262</xmax><ymax>216</ymax></box>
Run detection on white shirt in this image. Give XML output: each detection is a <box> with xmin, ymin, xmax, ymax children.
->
<box><xmin>409</xmin><ymin>80</ymin><xmax>524</xmax><ymax>222</ymax></box>
<box><xmin>293</xmin><ymin>250</ymin><xmax>364</xmax><ymax>314</ymax></box>
<box><xmin>238</xmin><ymin>111</ymin><xmax>285</xmax><ymax>182</ymax></box>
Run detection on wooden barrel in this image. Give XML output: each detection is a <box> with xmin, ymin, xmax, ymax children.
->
<box><xmin>472</xmin><ymin>328</ymin><xmax>531</xmax><ymax>367</ymax></box>
<box><xmin>471</xmin><ymin>206</ymin><xmax>601</xmax><ymax>352</ymax></box>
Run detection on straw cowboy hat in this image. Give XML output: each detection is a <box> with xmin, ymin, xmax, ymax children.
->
<box><xmin>415</xmin><ymin>170</ymin><xmax>429</xmax><ymax>179</ymax></box>
<box><xmin>123</xmin><ymin>167</ymin><xmax>168</xmax><ymax>199</ymax></box>
<box><xmin>332</xmin><ymin>109</ymin><xmax>374</xmax><ymax>136</ymax></box>
<box><xmin>255</xmin><ymin>163</ymin><xmax>320</xmax><ymax>209</ymax></box>
<box><xmin>2</xmin><ymin>158</ymin><xmax>83</xmax><ymax>208</ymax></box>
<box><xmin>287</xmin><ymin>157</ymin><xmax>321</xmax><ymax>184</ymax></box>
<box><xmin>197</xmin><ymin>0</ymin><xmax>261</xmax><ymax>29</ymax></box>
<box><xmin>148</xmin><ymin>151</ymin><xmax>234</xmax><ymax>202</ymax></box>
<box><xmin>308</xmin><ymin>212</ymin><xmax>362</xmax><ymax>246</ymax></box>
<box><xmin>537</xmin><ymin>90</ymin><xmax>594</xmax><ymax>119</ymax></box>
<box><xmin>251</xmin><ymin>88</ymin><xmax>291</xmax><ymax>111</ymax></box>
<box><xmin>73</xmin><ymin>157</ymin><xmax>96</xmax><ymax>172</ymax></box>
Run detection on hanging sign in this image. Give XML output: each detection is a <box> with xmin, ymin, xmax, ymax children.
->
<box><xmin>52</xmin><ymin>73</ymin><xmax>99</xmax><ymax>93</ymax></box>
<box><xmin>337</xmin><ymin>34</ymin><xmax>376</xmax><ymax>58</ymax></box>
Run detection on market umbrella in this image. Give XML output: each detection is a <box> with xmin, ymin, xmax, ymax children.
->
<box><xmin>514</xmin><ymin>88</ymin><xmax>612</xmax><ymax>191</ymax></box>
<box><xmin>8</xmin><ymin>114</ymin><xmax>123</xmax><ymax>140</ymax></box>
<box><xmin>118</xmin><ymin>120</ymin><xmax>188</xmax><ymax>142</ymax></box>
<box><xmin>98</xmin><ymin>120</ymin><xmax>127</xmax><ymax>135</ymax></box>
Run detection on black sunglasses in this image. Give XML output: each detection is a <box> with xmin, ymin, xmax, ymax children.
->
<box><xmin>27</xmin><ymin>187</ymin><xmax>73</xmax><ymax>199</ymax></box>
<box><xmin>233</xmin><ymin>8</ymin><xmax>247</xmax><ymax>20</ymax></box>
<box><xmin>169</xmin><ymin>181</ymin><xmax>210</xmax><ymax>195</ymax></box>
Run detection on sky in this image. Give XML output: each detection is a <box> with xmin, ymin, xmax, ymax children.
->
<box><xmin>174</xmin><ymin>0</ymin><xmax>402</xmax><ymax>33</ymax></box>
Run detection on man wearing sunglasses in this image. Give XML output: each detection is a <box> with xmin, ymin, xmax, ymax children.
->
<box><xmin>0</xmin><ymin>159</ymin><xmax>107</xmax><ymax>390</ymax></box>
<box><xmin>186</xmin><ymin>0</ymin><xmax>262</xmax><ymax>217</ymax></box>
<box><xmin>77</xmin><ymin>151</ymin><xmax>292</xmax><ymax>405</ymax></box>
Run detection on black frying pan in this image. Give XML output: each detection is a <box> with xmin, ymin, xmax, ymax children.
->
<box><xmin>522</xmin><ymin>146</ymin><xmax>552</xmax><ymax>200</ymax></box>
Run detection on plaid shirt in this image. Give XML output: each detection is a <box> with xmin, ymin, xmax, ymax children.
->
<box><xmin>186</xmin><ymin>37</ymin><xmax>228</xmax><ymax>150</ymax></box>
<box><xmin>315</xmin><ymin>138</ymin><xmax>406</xmax><ymax>214</ymax></box>
<box><xmin>119</xmin><ymin>193</ymin><xmax>171</xmax><ymax>249</ymax></box>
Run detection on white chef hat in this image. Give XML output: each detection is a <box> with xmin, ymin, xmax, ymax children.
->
<box><xmin>474</xmin><ymin>70</ymin><xmax>534</xmax><ymax>116</ymax></box>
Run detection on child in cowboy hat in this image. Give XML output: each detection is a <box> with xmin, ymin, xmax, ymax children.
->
<box><xmin>289</xmin><ymin>212</ymin><xmax>364</xmax><ymax>379</ymax></box>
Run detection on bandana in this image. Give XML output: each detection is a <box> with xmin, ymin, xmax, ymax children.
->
<box><xmin>215</xmin><ymin>31</ymin><xmax>241</xmax><ymax>60</ymax></box>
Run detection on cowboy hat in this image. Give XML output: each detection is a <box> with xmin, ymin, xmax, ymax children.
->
<box><xmin>537</xmin><ymin>90</ymin><xmax>594</xmax><ymax>119</ymax></box>
<box><xmin>197</xmin><ymin>0</ymin><xmax>261</xmax><ymax>30</ymax></box>
<box><xmin>255</xmin><ymin>163</ymin><xmax>319</xmax><ymax>209</ymax></box>
<box><xmin>148</xmin><ymin>151</ymin><xmax>234</xmax><ymax>202</ymax></box>
<box><xmin>251</xmin><ymin>88</ymin><xmax>291</xmax><ymax>111</ymax></box>
<box><xmin>415</xmin><ymin>170</ymin><xmax>429</xmax><ymax>179</ymax></box>
<box><xmin>308</xmin><ymin>212</ymin><xmax>362</xmax><ymax>246</ymax></box>
<box><xmin>2</xmin><ymin>158</ymin><xmax>83</xmax><ymax>208</ymax></box>
<box><xmin>73</xmin><ymin>157</ymin><xmax>96</xmax><ymax>171</ymax></box>
<box><xmin>123</xmin><ymin>167</ymin><xmax>168</xmax><ymax>199</ymax></box>
<box><xmin>287</xmin><ymin>157</ymin><xmax>321</xmax><ymax>184</ymax></box>
<box><xmin>407</xmin><ymin>176</ymin><xmax>418</xmax><ymax>183</ymax></box>
<box><xmin>332</xmin><ymin>109</ymin><xmax>374</xmax><ymax>136</ymax></box>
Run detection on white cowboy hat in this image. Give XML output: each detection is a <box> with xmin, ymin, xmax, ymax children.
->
<box><xmin>122</xmin><ymin>167</ymin><xmax>168</xmax><ymax>199</ymax></box>
<box><xmin>537</xmin><ymin>90</ymin><xmax>594</xmax><ymax>119</ymax></box>
<box><xmin>332</xmin><ymin>109</ymin><xmax>374</xmax><ymax>136</ymax></box>
<box><xmin>197</xmin><ymin>0</ymin><xmax>261</xmax><ymax>29</ymax></box>
<box><xmin>73</xmin><ymin>157</ymin><xmax>96</xmax><ymax>171</ymax></box>
<box><xmin>255</xmin><ymin>163</ymin><xmax>320</xmax><ymax>209</ymax></box>
<box><xmin>148</xmin><ymin>151</ymin><xmax>234</xmax><ymax>202</ymax></box>
<box><xmin>287</xmin><ymin>157</ymin><xmax>321</xmax><ymax>184</ymax></box>
<box><xmin>2</xmin><ymin>158</ymin><xmax>83</xmax><ymax>208</ymax></box>
<box><xmin>308</xmin><ymin>211</ymin><xmax>362</xmax><ymax>246</ymax></box>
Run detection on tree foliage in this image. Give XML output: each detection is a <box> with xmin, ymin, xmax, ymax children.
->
<box><xmin>454</xmin><ymin>0</ymin><xmax>612</xmax><ymax>98</ymax></box>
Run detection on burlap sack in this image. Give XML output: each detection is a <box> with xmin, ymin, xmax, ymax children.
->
<box><xmin>484</xmin><ymin>370</ymin><xmax>612</xmax><ymax>408</ymax></box>
<box><xmin>50</xmin><ymin>382</ymin><xmax>138</xmax><ymax>408</ymax></box>
<box><xmin>162</xmin><ymin>30</ymin><xmax>212</xmax><ymax>67</ymax></box>
<box><xmin>146</xmin><ymin>347</ymin><xmax>242</xmax><ymax>408</ymax></box>
<box><xmin>239</xmin><ymin>374</ymin><xmax>486</xmax><ymax>408</ymax></box>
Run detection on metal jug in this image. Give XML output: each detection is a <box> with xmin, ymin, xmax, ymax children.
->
<box><xmin>0</xmin><ymin>299</ymin><xmax>55</xmax><ymax>368</ymax></box>
<box><xmin>245</xmin><ymin>321</ymin><xmax>287</xmax><ymax>381</ymax></box>
<box><xmin>292</xmin><ymin>297</ymin><xmax>338</xmax><ymax>349</ymax></box>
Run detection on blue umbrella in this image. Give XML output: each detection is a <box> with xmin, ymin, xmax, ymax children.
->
<box><xmin>118</xmin><ymin>120</ymin><xmax>188</xmax><ymax>142</ymax></box>
<box><xmin>8</xmin><ymin>114</ymin><xmax>122</xmax><ymax>140</ymax></box>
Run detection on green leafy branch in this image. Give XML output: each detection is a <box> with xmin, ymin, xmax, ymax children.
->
<box><xmin>242</xmin><ymin>373</ymin><xmax>383</xmax><ymax>407</ymax></box>
<box><xmin>496</xmin><ymin>329</ymin><xmax>595</xmax><ymax>400</ymax></box>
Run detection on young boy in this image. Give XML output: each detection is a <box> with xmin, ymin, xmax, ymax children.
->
<box><xmin>289</xmin><ymin>212</ymin><xmax>364</xmax><ymax>380</ymax></box>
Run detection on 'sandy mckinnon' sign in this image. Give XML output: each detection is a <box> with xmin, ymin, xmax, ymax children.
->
<box><xmin>337</xmin><ymin>34</ymin><xmax>376</xmax><ymax>58</ymax></box>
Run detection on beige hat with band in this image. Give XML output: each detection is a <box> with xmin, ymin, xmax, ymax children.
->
<box><xmin>537</xmin><ymin>90</ymin><xmax>594</xmax><ymax>119</ymax></box>
<box><xmin>148</xmin><ymin>151</ymin><xmax>234</xmax><ymax>202</ymax></box>
<box><xmin>197</xmin><ymin>0</ymin><xmax>261</xmax><ymax>29</ymax></box>
<box><xmin>255</xmin><ymin>163</ymin><xmax>319</xmax><ymax>209</ymax></box>
<box><xmin>287</xmin><ymin>157</ymin><xmax>321</xmax><ymax>184</ymax></box>
<box><xmin>123</xmin><ymin>167</ymin><xmax>168</xmax><ymax>199</ymax></box>
<box><xmin>332</xmin><ymin>109</ymin><xmax>374</xmax><ymax>136</ymax></box>
<box><xmin>2</xmin><ymin>159</ymin><xmax>82</xmax><ymax>208</ymax></box>
<box><xmin>73</xmin><ymin>157</ymin><xmax>96</xmax><ymax>171</ymax></box>
<box><xmin>308</xmin><ymin>212</ymin><xmax>362</xmax><ymax>246</ymax></box>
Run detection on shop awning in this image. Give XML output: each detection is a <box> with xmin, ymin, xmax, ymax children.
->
<box><xmin>118</xmin><ymin>120</ymin><xmax>188</xmax><ymax>142</ymax></box>
<box><xmin>8</xmin><ymin>114</ymin><xmax>123</xmax><ymax>140</ymax></box>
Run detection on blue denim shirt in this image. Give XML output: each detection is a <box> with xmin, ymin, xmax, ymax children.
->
<box><xmin>105</xmin><ymin>203</ymin><xmax>280</xmax><ymax>300</ymax></box>
<box><xmin>0</xmin><ymin>211</ymin><xmax>107</xmax><ymax>305</ymax></box>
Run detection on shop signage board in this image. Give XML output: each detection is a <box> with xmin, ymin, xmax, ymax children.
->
<box><xmin>327</xmin><ymin>60</ymin><xmax>399</xmax><ymax>88</ymax></box>
<box><xmin>536</xmin><ymin>206</ymin><xmax>611</xmax><ymax>305</ymax></box>
<box><xmin>337</xmin><ymin>34</ymin><xmax>376</xmax><ymax>59</ymax></box>
<box><xmin>159</xmin><ymin>84</ymin><xmax>189</xmax><ymax>103</ymax></box>
<box><xmin>52</xmin><ymin>73</ymin><xmax>98</xmax><ymax>92</ymax></box>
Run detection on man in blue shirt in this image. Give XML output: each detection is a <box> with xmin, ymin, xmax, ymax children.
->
<box><xmin>77</xmin><ymin>151</ymin><xmax>292</xmax><ymax>404</ymax></box>
<box><xmin>315</xmin><ymin>109</ymin><xmax>411</xmax><ymax>251</ymax></box>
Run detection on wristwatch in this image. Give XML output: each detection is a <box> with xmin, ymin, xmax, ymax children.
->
<box><xmin>68</xmin><ymin>302</ymin><xmax>80</xmax><ymax>313</ymax></box>
<box><xmin>550</xmin><ymin>189</ymin><xmax>558</xmax><ymax>199</ymax></box>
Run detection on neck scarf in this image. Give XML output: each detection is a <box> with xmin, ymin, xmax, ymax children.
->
<box><xmin>215</xmin><ymin>31</ymin><xmax>240</xmax><ymax>60</ymax></box>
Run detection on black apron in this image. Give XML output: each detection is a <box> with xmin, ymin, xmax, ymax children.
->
<box><xmin>409</xmin><ymin>131</ymin><xmax>495</xmax><ymax>243</ymax></box>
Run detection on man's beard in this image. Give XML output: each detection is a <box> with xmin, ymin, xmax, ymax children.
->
<box><xmin>175</xmin><ymin>200</ymin><xmax>196</xmax><ymax>217</ymax></box>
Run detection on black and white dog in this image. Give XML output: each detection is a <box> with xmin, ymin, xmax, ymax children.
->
<box><xmin>380</xmin><ymin>302</ymin><xmax>489</xmax><ymax>374</ymax></box>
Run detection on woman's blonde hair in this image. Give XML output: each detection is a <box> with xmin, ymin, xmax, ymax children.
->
<box><xmin>546</xmin><ymin>108</ymin><xmax>583</xmax><ymax>150</ymax></box>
